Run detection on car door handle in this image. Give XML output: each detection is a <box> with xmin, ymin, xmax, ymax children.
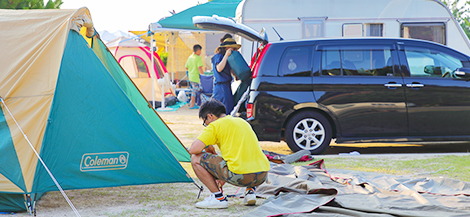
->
<box><xmin>384</xmin><ymin>83</ymin><xmax>402</xmax><ymax>88</ymax></box>
<box><xmin>406</xmin><ymin>83</ymin><xmax>424</xmax><ymax>88</ymax></box>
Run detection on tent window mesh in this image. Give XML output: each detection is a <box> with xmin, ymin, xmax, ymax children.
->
<box><xmin>135</xmin><ymin>57</ymin><xmax>149</xmax><ymax>78</ymax></box>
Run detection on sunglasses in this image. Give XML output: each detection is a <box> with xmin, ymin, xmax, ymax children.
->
<box><xmin>202</xmin><ymin>114</ymin><xmax>211</xmax><ymax>127</ymax></box>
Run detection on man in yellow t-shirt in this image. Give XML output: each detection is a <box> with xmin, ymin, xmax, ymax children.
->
<box><xmin>189</xmin><ymin>99</ymin><xmax>270</xmax><ymax>209</ymax></box>
<box><xmin>185</xmin><ymin>44</ymin><xmax>204</xmax><ymax>109</ymax></box>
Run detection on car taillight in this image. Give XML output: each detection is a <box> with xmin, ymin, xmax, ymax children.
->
<box><xmin>246</xmin><ymin>103</ymin><xmax>253</xmax><ymax>118</ymax></box>
<box><xmin>251</xmin><ymin>43</ymin><xmax>271</xmax><ymax>78</ymax></box>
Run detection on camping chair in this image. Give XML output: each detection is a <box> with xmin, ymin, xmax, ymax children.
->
<box><xmin>198</xmin><ymin>74</ymin><xmax>213</xmax><ymax>105</ymax></box>
<box><xmin>183</xmin><ymin>72</ymin><xmax>212</xmax><ymax>106</ymax></box>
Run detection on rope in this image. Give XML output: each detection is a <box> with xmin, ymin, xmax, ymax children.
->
<box><xmin>226</xmin><ymin>187</ymin><xmax>241</xmax><ymax>198</ymax></box>
<box><xmin>175</xmin><ymin>74</ymin><xmax>188</xmax><ymax>88</ymax></box>
<box><xmin>0</xmin><ymin>98</ymin><xmax>81</xmax><ymax>217</ymax></box>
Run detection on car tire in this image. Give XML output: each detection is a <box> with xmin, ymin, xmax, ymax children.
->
<box><xmin>285</xmin><ymin>111</ymin><xmax>332</xmax><ymax>155</ymax></box>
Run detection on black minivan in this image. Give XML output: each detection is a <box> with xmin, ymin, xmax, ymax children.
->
<box><xmin>194</xmin><ymin>16</ymin><xmax>470</xmax><ymax>154</ymax></box>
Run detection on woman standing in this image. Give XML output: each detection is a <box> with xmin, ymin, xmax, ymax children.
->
<box><xmin>211</xmin><ymin>37</ymin><xmax>241</xmax><ymax>114</ymax></box>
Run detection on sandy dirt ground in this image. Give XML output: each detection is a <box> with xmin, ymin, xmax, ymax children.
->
<box><xmin>8</xmin><ymin>105</ymin><xmax>293</xmax><ymax>217</ymax></box>
<box><xmin>8</xmin><ymin>104</ymin><xmax>468</xmax><ymax>216</ymax></box>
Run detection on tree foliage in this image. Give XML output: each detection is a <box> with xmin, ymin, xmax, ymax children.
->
<box><xmin>441</xmin><ymin>0</ymin><xmax>470</xmax><ymax>39</ymax></box>
<box><xmin>0</xmin><ymin>0</ymin><xmax>63</xmax><ymax>9</ymax></box>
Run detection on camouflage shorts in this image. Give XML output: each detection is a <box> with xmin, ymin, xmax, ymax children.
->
<box><xmin>200</xmin><ymin>153</ymin><xmax>267</xmax><ymax>188</ymax></box>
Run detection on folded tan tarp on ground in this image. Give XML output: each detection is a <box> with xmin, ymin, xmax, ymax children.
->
<box><xmin>245</xmin><ymin>160</ymin><xmax>470</xmax><ymax>217</ymax></box>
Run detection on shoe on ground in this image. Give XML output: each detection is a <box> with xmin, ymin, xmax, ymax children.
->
<box><xmin>243</xmin><ymin>189</ymin><xmax>256</xmax><ymax>206</ymax></box>
<box><xmin>195</xmin><ymin>194</ymin><xmax>228</xmax><ymax>209</ymax></box>
<box><xmin>189</xmin><ymin>105</ymin><xmax>199</xmax><ymax>109</ymax></box>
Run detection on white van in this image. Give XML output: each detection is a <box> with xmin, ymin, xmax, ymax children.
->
<box><xmin>232</xmin><ymin>0</ymin><xmax>470</xmax><ymax>61</ymax></box>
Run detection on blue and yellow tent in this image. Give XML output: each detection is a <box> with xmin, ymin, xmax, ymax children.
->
<box><xmin>0</xmin><ymin>8</ymin><xmax>191</xmax><ymax>212</ymax></box>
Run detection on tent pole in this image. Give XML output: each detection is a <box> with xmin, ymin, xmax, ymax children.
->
<box><xmin>151</xmin><ymin>32</ymin><xmax>156</xmax><ymax>109</ymax></box>
<box><xmin>165</xmin><ymin>32</ymin><xmax>168</xmax><ymax>53</ymax></box>
<box><xmin>161</xmin><ymin>82</ymin><xmax>166</xmax><ymax>109</ymax></box>
<box><xmin>165</xmin><ymin>32</ymin><xmax>170</xmax><ymax>81</ymax></box>
<box><xmin>156</xmin><ymin>31</ymin><xmax>172</xmax><ymax>111</ymax></box>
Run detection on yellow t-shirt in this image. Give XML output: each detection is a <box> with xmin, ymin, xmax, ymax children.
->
<box><xmin>197</xmin><ymin>115</ymin><xmax>270</xmax><ymax>174</ymax></box>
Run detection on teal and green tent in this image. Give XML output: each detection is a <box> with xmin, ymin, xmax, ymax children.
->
<box><xmin>0</xmin><ymin>8</ymin><xmax>191</xmax><ymax>212</ymax></box>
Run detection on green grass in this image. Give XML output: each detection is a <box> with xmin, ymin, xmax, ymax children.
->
<box><xmin>105</xmin><ymin>208</ymin><xmax>150</xmax><ymax>217</ymax></box>
<box><xmin>294</xmin><ymin>155</ymin><xmax>470</xmax><ymax>182</ymax></box>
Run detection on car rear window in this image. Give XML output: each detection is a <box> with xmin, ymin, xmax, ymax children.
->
<box><xmin>278</xmin><ymin>46</ymin><xmax>313</xmax><ymax>76</ymax></box>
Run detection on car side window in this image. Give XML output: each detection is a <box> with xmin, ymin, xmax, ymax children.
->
<box><xmin>404</xmin><ymin>46</ymin><xmax>467</xmax><ymax>78</ymax></box>
<box><xmin>279</xmin><ymin>46</ymin><xmax>313</xmax><ymax>76</ymax></box>
<box><xmin>321</xmin><ymin>45</ymin><xmax>394</xmax><ymax>76</ymax></box>
<box><xmin>321</xmin><ymin>50</ymin><xmax>341</xmax><ymax>76</ymax></box>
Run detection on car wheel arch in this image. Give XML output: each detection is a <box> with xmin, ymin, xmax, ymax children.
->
<box><xmin>280</xmin><ymin>107</ymin><xmax>337</xmax><ymax>142</ymax></box>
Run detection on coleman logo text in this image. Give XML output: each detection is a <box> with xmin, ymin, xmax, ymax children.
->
<box><xmin>80</xmin><ymin>152</ymin><xmax>129</xmax><ymax>172</ymax></box>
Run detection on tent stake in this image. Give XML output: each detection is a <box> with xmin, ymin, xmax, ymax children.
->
<box><xmin>193</xmin><ymin>182</ymin><xmax>204</xmax><ymax>201</ymax></box>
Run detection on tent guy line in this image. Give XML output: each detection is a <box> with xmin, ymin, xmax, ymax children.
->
<box><xmin>0</xmin><ymin>97</ymin><xmax>81</xmax><ymax>217</ymax></box>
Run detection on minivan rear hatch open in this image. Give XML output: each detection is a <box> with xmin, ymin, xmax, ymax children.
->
<box><xmin>192</xmin><ymin>15</ymin><xmax>270</xmax><ymax>73</ymax></box>
<box><xmin>193</xmin><ymin>15</ymin><xmax>268</xmax><ymax>43</ymax></box>
<box><xmin>193</xmin><ymin>15</ymin><xmax>271</xmax><ymax>117</ymax></box>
